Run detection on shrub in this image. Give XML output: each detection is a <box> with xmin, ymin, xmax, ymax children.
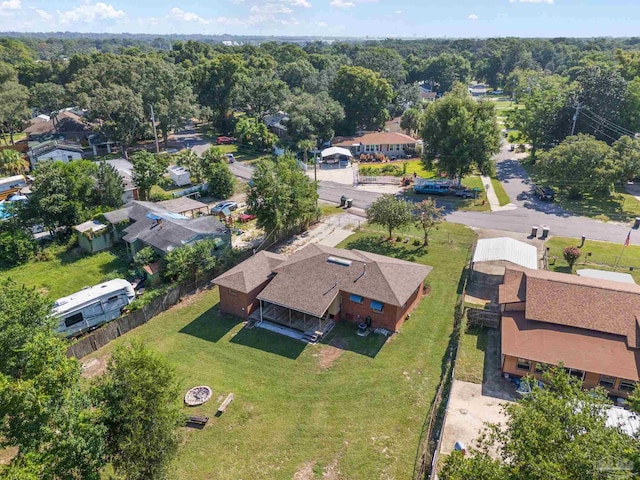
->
<box><xmin>563</xmin><ymin>246</ymin><xmax>582</xmax><ymax>268</ymax></box>
<box><xmin>149</xmin><ymin>190</ymin><xmax>173</xmax><ymax>202</ymax></box>
<box><xmin>413</xmin><ymin>238</ymin><xmax>421</xmax><ymax>246</ymax></box>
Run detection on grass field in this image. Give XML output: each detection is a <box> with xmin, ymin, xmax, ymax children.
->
<box><xmin>0</xmin><ymin>244</ymin><xmax>129</xmax><ymax>299</ymax></box>
<box><xmin>523</xmin><ymin>163</ymin><xmax>640</xmax><ymax>222</ymax></box>
<box><xmin>358</xmin><ymin>159</ymin><xmax>435</xmax><ymax>178</ymax></box>
<box><xmin>545</xmin><ymin>236</ymin><xmax>640</xmax><ymax>282</ymax></box>
<box><xmin>490</xmin><ymin>177</ymin><xmax>511</xmax><ymax>206</ymax></box>
<box><xmin>454</xmin><ymin>321</ymin><xmax>488</xmax><ymax>384</ymax></box>
<box><xmin>83</xmin><ymin>223</ymin><xmax>475</xmax><ymax>479</ymax></box>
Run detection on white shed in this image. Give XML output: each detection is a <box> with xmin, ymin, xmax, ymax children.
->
<box><xmin>168</xmin><ymin>165</ymin><xmax>191</xmax><ymax>186</ymax></box>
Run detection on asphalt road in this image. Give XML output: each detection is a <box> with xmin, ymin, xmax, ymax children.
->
<box><xmin>180</xmin><ymin>130</ymin><xmax>640</xmax><ymax>245</ymax></box>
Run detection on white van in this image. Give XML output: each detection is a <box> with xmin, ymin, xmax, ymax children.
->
<box><xmin>53</xmin><ymin>279</ymin><xmax>135</xmax><ymax>338</ymax></box>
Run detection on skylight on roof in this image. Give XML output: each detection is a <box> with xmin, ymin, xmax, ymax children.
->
<box><xmin>327</xmin><ymin>256</ymin><xmax>352</xmax><ymax>267</ymax></box>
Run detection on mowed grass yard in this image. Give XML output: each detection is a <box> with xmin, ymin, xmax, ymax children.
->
<box><xmin>545</xmin><ymin>236</ymin><xmax>640</xmax><ymax>283</ymax></box>
<box><xmin>0</xmin><ymin>244</ymin><xmax>129</xmax><ymax>299</ymax></box>
<box><xmin>83</xmin><ymin>223</ymin><xmax>476</xmax><ymax>479</ymax></box>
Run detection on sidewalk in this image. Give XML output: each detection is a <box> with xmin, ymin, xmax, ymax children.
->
<box><xmin>480</xmin><ymin>175</ymin><xmax>517</xmax><ymax>212</ymax></box>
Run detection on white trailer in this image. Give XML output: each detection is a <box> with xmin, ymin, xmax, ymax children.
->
<box><xmin>0</xmin><ymin>175</ymin><xmax>26</xmax><ymax>194</ymax></box>
<box><xmin>53</xmin><ymin>279</ymin><xmax>135</xmax><ymax>338</ymax></box>
<box><xmin>168</xmin><ymin>165</ymin><xmax>191</xmax><ymax>186</ymax></box>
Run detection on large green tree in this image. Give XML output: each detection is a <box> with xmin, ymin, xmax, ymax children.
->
<box><xmin>365</xmin><ymin>194</ymin><xmax>413</xmax><ymax>239</ymax></box>
<box><xmin>0</xmin><ymin>62</ymin><xmax>30</xmax><ymax>144</ymax></box>
<box><xmin>28</xmin><ymin>82</ymin><xmax>67</xmax><ymax>113</ymax></box>
<box><xmin>330</xmin><ymin>65</ymin><xmax>393</xmax><ymax>134</ymax></box>
<box><xmin>420</xmin><ymin>84</ymin><xmax>501</xmax><ymax>180</ymax></box>
<box><xmin>164</xmin><ymin>237</ymin><xmax>221</xmax><ymax>283</ymax></box>
<box><xmin>21</xmin><ymin>160</ymin><xmax>98</xmax><ymax>234</ymax></box>
<box><xmin>206</xmin><ymin>161</ymin><xmax>236</xmax><ymax>199</ymax></box>
<box><xmin>238</xmin><ymin>72</ymin><xmax>288</xmax><ymax>119</ymax></box>
<box><xmin>353</xmin><ymin>47</ymin><xmax>406</xmax><ymax>87</ymax></box>
<box><xmin>234</xmin><ymin>116</ymin><xmax>277</xmax><ymax>151</ymax></box>
<box><xmin>247</xmin><ymin>154</ymin><xmax>318</xmax><ymax>236</ymax></box>
<box><xmin>93</xmin><ymin>160</ymin><xmax>124</xmax><ymax>210</ymax></box>
<box><xmin>0</xmin><ymin>280</ymin><xmax>107</xmax><ymax>479</ymax></box>
<box><xmin>131</xmin><ymin>151</ymin><xmax>164</xmax><ymax>201</ymax></box>
<box><xmin>422</xmin><ymin>53</ymin><xmax>472</xmax><ymax>93</ymax></box>
<box><xmin>507</xmin><ymin>74</ymin><xmax>575</xmax><ymax>159</ymax></box>
<box><xmin>440</xmin><ymin>367</ymin><xmax>637</xmax><ymax>480</ymax></box>
<box><xmin>611</xmin><ymin>135</ymin><xmax>640</xmax><ymax>182</ymax></box>
<box><xmin>537</xmin><ymin>134</ymin><xmax>619</xmax><ymax>198</ymax></box>
<box><xmin>284</xmin><ymin>92</ymin><xmax>344</xmax><ymax>145</ymax></box>
<box><xmin>94</xmin><ymin>341</ymin><xmax>182</xmax><ymax>480</ymax></box>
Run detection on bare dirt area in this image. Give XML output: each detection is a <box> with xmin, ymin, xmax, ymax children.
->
<box><xmin>81</xmin><ymin>356</ymin><xmax>109</xmax><ymax>379</ymax></box>
<box><xmin>316</xmin><ymin>337</ymin><xmax>347</xmax><ymax>370</ymax></box>
<box><xmin>0</xmin><ymin>447</ymin><xmax>17</xmax><ymax>466</ymax></box>
<box><xmin>293</xmin><ymin>461</ymin><xmax>317</xmax><ymax>480</ymax></box>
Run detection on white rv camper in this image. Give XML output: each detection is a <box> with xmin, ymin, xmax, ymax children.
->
<box><xmin>53</xmin><ymin>279</ymin><xmax>135</xmax><ymax>338</ymax></box>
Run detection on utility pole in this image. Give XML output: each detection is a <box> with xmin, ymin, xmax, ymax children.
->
<box><xmin>149</xmin><ymin>104</ymin><xmax>160</xmax><ymax>154</ymax></box>
<box><xmin>571</xmin><ymin>103</ymin><xmax>580</xmax><ymax>136</ymax></box>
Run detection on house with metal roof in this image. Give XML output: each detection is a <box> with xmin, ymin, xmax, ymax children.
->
<box><xmin>78</xmin><ymin>199</ymin><xmax>230</xmax><ymax>256</ymax></box>
<box><xmin>214</xmin><ymin>244</ymin><xmax>432</xmax><ymax>343</ymax></box>
<box><xmin>499</xmin><ymin>267</ymin><xmax>640</xmax><ymax>398</ymax></box>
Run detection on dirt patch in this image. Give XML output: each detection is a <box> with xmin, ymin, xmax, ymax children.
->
<box><xmin>317</xmin><ymin>339</ymin><xmax>346</xmax><ymax>370</ymax></box>
<box><xmin>322</xmin><ymin>452</ymin><xmax>342</xmax><ymax>479</ymax></box>
<box><xmin>80</xmin><ymin>356</ymin><xmax>109</xmax><ymax>379</ymax></box>
<box><xmin>292</xmin><ymin>461</ymin><xmax>316</xmax><ymax>480</ymax></box>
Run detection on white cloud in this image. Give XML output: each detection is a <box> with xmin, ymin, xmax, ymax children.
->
<box><xmin>250</xmin><ymin>3</ymin><xmax>293</xmax><ymax>14</ymax></box>
<box><xmin>330</xmin><ymin>0</ymin><xmax>355</xmax><ymax>8</ymax></box>
<box><xmin>509</xmin><ymin>0</ymin><xmax>554</xmax><ymax>3</ymax></box>
<box><xmin>468</xmin><ymin>13</ymin><xmax>478</xmax><ymax>20</ymax></box>
<box><xmin>169</xmin><ymin>7</ymin><xmax>210</xmax><ymax>24</ymax></box>
<box><xmin>57</xmin><ymin>2</ymin><xmax>126</xmax><ymax>24</ymax></box>
<box><xmin>317</xmin><ymin>20</ymin><xmax>327</xmax><ymax>26</ymax></box>
<box><xmin>34</xmin><ymin>8</ymin><xmax>53</xmax><ymax>21</ymax></box>
<box><xmin>0</xmin><ymin>0</ymin><xmax>20</xmax><ymax>10</ymax></box>
<box><xmin>288</xmin><ymin>0</ymin><xmax>312</xmax><ymax>7</ymax></box>
<box><xmin>395</xmin><ymin>10</ymin><xmax>402</xmax><ymax>14</ymax></box>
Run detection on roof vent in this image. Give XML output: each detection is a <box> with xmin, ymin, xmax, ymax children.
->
<box><xmin>327</xmin><ymin>256</ymin><xmax>352</xmax><ymax>267</ymax></box>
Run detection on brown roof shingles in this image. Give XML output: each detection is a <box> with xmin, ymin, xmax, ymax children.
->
<box><xmin>502</xmin><ymin>312</ymin><xmax>640</xmax><ymax>381</ymax></box>
<box><xmin>213</xmin><ymin>251</ymin><xmax>287</xmax><ymax>294</ymax></box>
<box><xmin>256</xmin><ymin>244</ymin><xmax>432</xmax><ymax>318</ymax></box>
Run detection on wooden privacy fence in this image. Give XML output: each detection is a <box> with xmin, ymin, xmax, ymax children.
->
<box><xmin>412</xmin><ymin>246</ymin><xmax>473</xmax><ymax>480</ymax></box>
<box><xmin>66</xmin><ymin>249</ymin><xmax>256</xmax><ymax>359</ymax></box>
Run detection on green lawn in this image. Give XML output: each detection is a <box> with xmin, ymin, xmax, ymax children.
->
<box><xmin>0</xmin><ymin>244</ymin><xmax>129</xmax><ymax>299</ymax></box>
<box><xmin>455</xmin><ymin>321</ymin><xmax>488</xmax><ymax>384</ymax></box>
<box><xmin>490</xmin><ymin>177</ymin><xmax>511</xmax><ymax>206</ymax></box>
<box><xmin>358</xmin><ymin>159</ymin><xmax>435</xmax><ymax>178</ymax></box>
<box><xmin>319</xmin><ymin>202</ymin><xmax>344</xmax><ymax>217</ymax></box>
<box><xmin>523</xmin><ymin>163</ymin><xmax>640</xmax><ymax>222</ymax></box>
<box><xmin>545</xmin><ymin>236</ymin><xmax>640</xmax><ymax>282</ymax></box>
<box><xmin>84</xmin><ymin>223</ymin><xmax>475</xmax><ymax>479</ymax></box>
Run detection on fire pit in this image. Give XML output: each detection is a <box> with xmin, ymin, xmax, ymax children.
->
<box><xmin>184</xmin><ymin>386</ymin><xmax>212</xmax><ymax>406</ymax></box>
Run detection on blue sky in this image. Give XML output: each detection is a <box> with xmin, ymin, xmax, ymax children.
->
<box><xmin>2</xmin><ymin>0</ymin><xmax>640</xmax><ymax>37</ymax></box>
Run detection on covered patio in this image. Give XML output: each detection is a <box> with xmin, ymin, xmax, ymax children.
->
<box><xmin>250</xmin><ymin>300</ymin><xmax>336</xmax><ymax>343</ymax></box>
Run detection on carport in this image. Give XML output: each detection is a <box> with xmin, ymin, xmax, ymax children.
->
<box><xmin>467</xmin><ymin>238</ymin><xmax>539</xmax><ymax>305</ymax></box>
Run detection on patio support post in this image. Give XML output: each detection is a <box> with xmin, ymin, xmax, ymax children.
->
<box><xmin>260</xmin><ymin>300</ymin><xmax>263</xmax><ymax>323</ymax></box>
<box><xmin>289</xmin><ymin>308</ymin><xmax>291</xmax><ymax>327</ymax></box>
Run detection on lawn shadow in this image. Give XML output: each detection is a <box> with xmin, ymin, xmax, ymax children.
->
<box><xmin>179</xmin><ymin>305</ymin><xmax>243</xmax><ymax>343</ymax></box>
<box><xmin>320</xmin><ymin>322</ymin><xmax>386</xmax><ymax>358</ymax></box>
<box><xmin>343</xmin><ymin>235</ymin><xmax>418</xmax><ymax>262</ymax></box>
<box><xmin>229</xmin><ymin>326</ymin><xmax>306</xmax><ymax>360</ymax></box>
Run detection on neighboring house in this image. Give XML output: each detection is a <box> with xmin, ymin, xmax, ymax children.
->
<box><xmin>214</xmin><ymin>244</ymin><xmax>432</xmax><ymax>340</ymax></box>
<box><xmin>264</xmin><ymin>111</ymin><xmax>289</xmax><ymax>138</ymax></box>
<box><xmin>419</xmin><ymin>86</ymin><xmax>437</xmax><ymax>102</ymax></box>
<box><xmin>333</xmin><ymin>131</ymin><xmax>418</xmax><ymax>159</ymax></box>
<box><xmin>28</xmin><ymin>140</ymin><xmax>84</xmax><ymax>168</ymax></box>
<box><xmin>74</xmin><ymin>220</ymin><xmax>116</xmax><ymax>253</ymax></box>
<box><xmin>469</xmin><ymin>83</ymin><xmax>488</xmax><ymax>97</ymax></box>
<box><xmin>88</xmin><ymin>133</ymin><xmax>115</xmax><ymax>156</ymax></box>
<box><xmin>101</xmin><ymin>199</ymin><xmax>229</xmax><ymax>257</ymax></box>
<box><xmin>22</xmin><ymin>111</ymin><xmax>90</xmax><ymax>142</ymax></box>
<box><xmin>499</xmin><ymin>267</ymin><xmax>640</xmax><ymax>398</ymax></box>
<box><xmin>102</xmin><ymin>159</ymin><xmax>138</xmax><ymax>205</ymax></box>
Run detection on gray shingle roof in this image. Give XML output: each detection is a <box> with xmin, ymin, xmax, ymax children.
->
<box><xmin>213</xmin><ymin>251</ymin><xmax>288</xmax><ymax>293</ymax></box>
<box><xmin>256</xmin><ymin>244</ymin><xmax>432</xmax><ymax>318</ymax></box>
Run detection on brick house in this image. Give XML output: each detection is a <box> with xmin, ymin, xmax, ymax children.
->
<box><xmin>332</xmin><ymin>131</ymin><xmax>418</xmax><ymax>159</ymax></box>
<box><xmin>213</xmin><ymin>244</ymin><xmax>431</xmax><ymax>339</ymax></box>
<box><xmin>499</xmin><ymin>267</ymin><xmax>640</xmax><ymax>398</ymax></box>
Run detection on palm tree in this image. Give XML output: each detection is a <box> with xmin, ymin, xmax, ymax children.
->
<box><xmin>0</xmin><ymin>149</ymin><xmax>29</xmax><ymax>176</ymax></box>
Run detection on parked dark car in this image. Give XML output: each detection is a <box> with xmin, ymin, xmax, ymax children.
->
<box><xmin>534</xmin><ymin>185</ymin><xmax>556</xmax><ymax>201</ymax></box>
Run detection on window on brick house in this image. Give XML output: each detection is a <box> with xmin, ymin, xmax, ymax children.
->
<box><xmin>599</xmin><ymin>375</ymin><xmax>616</xmax><ymax>389</ymax></box>
<box><xmin>516</xmin><ymin>358</ymin><xmax>531</xmax><ymax>371</ymax></box>
<box><xmin>619</xmin><ymin>379</ymin><xmax>636</xmax><ymax>392</ymax></box>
